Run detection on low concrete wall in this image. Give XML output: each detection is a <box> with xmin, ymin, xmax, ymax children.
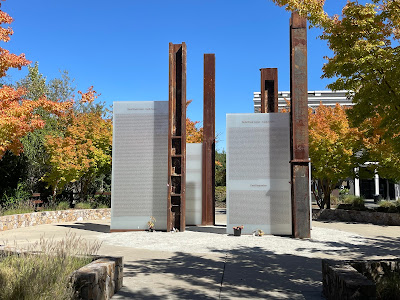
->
<box><xmin>72</xmin><ymin>256</ymin><xmax>123</xmax><ymax>300</ymax></box>
<box><xmin>313</xmin><ymin>208</ymin><xmax>400</xmax><ymax>226</ymax></box>
<box><xmin>0</xmin><ymin>209</ymin><xmax>111</xmax><ymax>231</ymax></box>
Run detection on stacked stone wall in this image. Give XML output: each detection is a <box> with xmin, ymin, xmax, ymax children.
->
<box><xmin>0</xmin><ymin>209</ymin><xmax>111</xmax><ymax>231</ymax></box>
<box><xmin>322</xmin><ymin>259</ymin><xmax>400</xmax><ymax>300</ymax></box>
<box><xmin>72</xmin><ymin>256</ymin><xmax>123</xmax><ymax>300</ymax></box>
<box><xmin>313</xmin><ymin>208</ymin><xmax>400</xmax><ymax>226</ymax></box>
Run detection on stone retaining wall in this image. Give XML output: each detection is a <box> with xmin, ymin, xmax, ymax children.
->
<box><xmin>322</xmin><ymin>259</ymin><xmax>400</xmax><ymax>300</ymax></box>
<box><xmin>0</xmin><ymin>209</ymin><xmax>111</xmax><ymax>231</ymax></box>
<box><xmin>322</xmin><ymin>260</ymin><xmax>376</xmax><ymax>300</ymax></box>
<box><xmin>313</xmin><ymin>208</ymin><xmax>400</xmax><ymax>226</ymax></box>
<box><xmin>72</xmin><ymin>256</ymin><xmax>123</xmax><ymax>300</ymax></box>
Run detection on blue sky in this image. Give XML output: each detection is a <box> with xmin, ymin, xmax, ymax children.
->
<box><xmin>4</xmin><ymin>0</ymin><xmax>349</xmax><ymax>150</ymax></box>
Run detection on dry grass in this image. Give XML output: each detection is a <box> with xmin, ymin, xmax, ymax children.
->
<box><xmin>0</xmin><ymin>232</ymin><xmax>101</xmax><ymax>300</ymax></box>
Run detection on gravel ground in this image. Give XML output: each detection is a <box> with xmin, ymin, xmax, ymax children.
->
<box><xmin>97</xmin><ymin>226</ymin><xmax>367</xmax><ymax>257</ymax></box>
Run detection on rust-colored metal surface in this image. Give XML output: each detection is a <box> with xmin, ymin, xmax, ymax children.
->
<box><xmin>289</xmin><ymin>12</ymin><xmax>311</xmax><ymax>239</ymax></box>
<box><xmin>260</xmin><ymin>68</ymin><xmax>278</xmax><ymax>113</ymax></box>
<box><xmin>202</xmin><ymin>54</ymin><xmax>215</xmax><ymax>225</ymax></box>
<box><xmin>168</xmin><ymin>42</ymin><xmax>187</xmax><ymax>232</ymax></box>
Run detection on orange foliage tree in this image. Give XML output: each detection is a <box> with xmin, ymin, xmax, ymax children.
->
<box><xmin>186</xmin><ymin>100</ymin><xmax>203</xmax><ymax>143</ymax></box>
<box><xmin>359</xmin><ymin>116</ymin><xmax>400</xmax><ymax>182</ymax></box>
<box><xmin>43</xmin><ymin>88</ymin><xmax>112</xmax><ymax>198</ymax></box>
<box><xmin>309</xmin><ymin>103</ymin><xmax>360</xmax><ymax>208</ymax></box>
<box><xmin>0</xmin><ymin>1</ymin><xmax>71</xmax><ymax>159</ymax></box>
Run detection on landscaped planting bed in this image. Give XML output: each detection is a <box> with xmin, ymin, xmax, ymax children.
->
<box><xmin>0</xmin><ymin>233</ymin><xmax>123</xmax><ymax>300</ymax></box>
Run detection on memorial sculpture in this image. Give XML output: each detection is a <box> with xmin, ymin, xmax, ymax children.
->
<box><xmin>111</xmin><ymin>12</ymin><xmax>310</xmax><ymax>238</ymax></box>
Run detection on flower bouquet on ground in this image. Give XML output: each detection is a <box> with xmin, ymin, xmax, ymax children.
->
<box><xmin>233</xmin><ymin>225</ymin><xmax>244</xmax><ymax>236</ymax></box>
<box><xmin>147</xmin><ymin>216</ymin><xmax>156</xmax><ymax>232</ymax></box>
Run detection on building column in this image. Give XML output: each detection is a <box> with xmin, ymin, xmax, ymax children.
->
<box><xmin>354</xmin><ymin>168</ymin><xmax>360</xmax><ymax>197</ymax></box>
<box><xmin>395</xmin><ymin>184</ymin><xmax>400</xmax><ymax>200</ymax></box>
<box><xmin>374</xmin><ymin>170</ymin><xmax>380</xmax><ymax>196</ymax></box>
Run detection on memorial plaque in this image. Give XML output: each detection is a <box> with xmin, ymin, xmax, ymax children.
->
<box><xmin>186</xmin><ymin>143</ymin><xmax>202</xmax><ymax>225</ymax></box>
<box><xmin>226</xmin><ymin>113</ymin><xmax>291</xmax><ymax>235</ymax></box>
<box><xmin>111</xmin><ymin>101</ymin><xmax>168</xmax><ymax>231</ymax></box>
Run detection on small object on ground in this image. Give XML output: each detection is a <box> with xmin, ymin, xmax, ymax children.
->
<box><xmin>147</xmin><ymin>216</ymin><xmax>156</xmax><ymax>231</ymax></box>
<box><xmin>256</xmin><ymin>229</ymin><xmax>265</xmax><ymax>236</ymax></box>
<box><xmin>233</xmin><ymin>225</ymin><xmax>244</xmax><ymax>236</ymax></box>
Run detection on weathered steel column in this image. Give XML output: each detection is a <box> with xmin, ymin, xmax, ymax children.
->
<box><xmin>168</xmin><ymin>42</ymin><xmax>187</xmax><ymax>232</ymax></box>
<box><xmin>260</xmin><ymin>68</ymin><xmax>278</xmax><ymax>113</ymax></box>
<box><xmin>290</xmin><ymin>12</ymin><xmax>311</xmax><ymax>238</ymax></box>
<box><xmin>202</xmin><ymin>54</ymin><xmax>215</xmax><ymax>225</ymax></box>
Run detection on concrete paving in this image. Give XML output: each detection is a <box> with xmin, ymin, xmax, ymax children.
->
<box><xmin>1</xmin><ymin>212</ymin><xmax>399</xmax><ymax>299</ymax></box>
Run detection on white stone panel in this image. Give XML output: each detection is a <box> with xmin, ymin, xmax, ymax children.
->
<box><xmin>111</xmin><ymin>101</ymin><xmax>168</xmax><ymax>230</ymax></box>
<box><xmin>226</xmin><ymin>113</ymin><xmax>291</xmax><ymax>235</ymax></box>
<box><xmin>186</xmin><ymin>143</ymin><xmax>202</xmax><ymax>225</ymax></box>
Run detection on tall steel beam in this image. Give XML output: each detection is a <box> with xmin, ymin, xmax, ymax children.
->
<box><xmin>168</xmin><ymin>42</ymin><xmax>187</xmax><ymax>232</ymax></box>
<box><xmin>290</xmin><ymin>12</ymin><xmax>311</xmax><ymax>238</ymax></box>
<box><xmin>260</xmin><ymin>68</ymin><xmax>278</xmax><ymax>113</ymax></box>
<box><xmin>202</xmin><ymin>54</ymin><xmax>215</xmax><ymax>225</ymax></box>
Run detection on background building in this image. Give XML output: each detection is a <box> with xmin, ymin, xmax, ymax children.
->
<box><xmin>253</xmin><ymin>90</ymin><xmax>352</xmax><ymax>113</ymax></box>
<box><xmin>253</xmin><ymin>90</ymin><xmax>400</xmax><ymax>200</ymax></box>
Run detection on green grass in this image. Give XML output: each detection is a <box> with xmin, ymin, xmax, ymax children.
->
<box><xmin>0</xmin><ymin>232</ymin><xmax>100</xmax><ymax>300</ymax></box>
<box><xmin>1</xmin><ymin>207</ymin><xmax>35</xmax><ymax>216</ymax></box>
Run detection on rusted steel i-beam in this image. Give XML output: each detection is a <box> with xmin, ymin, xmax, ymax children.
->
<box><xmin>289</xmin><ymin>12</ymin><xmax>311</xmax><ymax>239</ymax></box>
<box><xmin>260</xmin><ymin>68</ymin><xmax>278</xmax><ymax>113</ymax></box>
<box><xmin>168</xmin><ymin>42</ymin><xmax>187</xmax><ymax>232</ymax></box>
<box><xmin>202</xmin><ymin>54</ymin><xmax>215</xmax><ymax>225</ymax></box>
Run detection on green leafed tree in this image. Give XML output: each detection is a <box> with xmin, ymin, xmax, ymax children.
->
<box><xmin>16</xmin><ymin>63</ymin><xmax>76</xmax><ymax>194</ymax></box>
<box><xmin>272</xmin><ymin>0</ymin><xmax>400</xmax><ymax>154</ymax></box>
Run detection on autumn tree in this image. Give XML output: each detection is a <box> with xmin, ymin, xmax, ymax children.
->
<box><xmin>0</xmin><ymin>1</ymin><xmax>71</xmax><ymax>159</ymax></box>
<box><xmin>273</xmin><ymin>0</ymin><xmax>400</xmax><ymax>155</ymax></box>
<box><xmin>15</xmin><ymin>63</ymin><xmax>76</xmax><ymax>193</ymax></box>
<box><xmin>309</xmin><ymin>103</ymin><xmax>360</xmax><ymax>209</ymax></box>
<box><xmin>186</xmin><ymin>100</ymin><xmax>203</xmax><ymax>143</ymax></box>
<box><xmin>43</xmin><ymin>88</ymin><xmax>112</xmax><ymax>199</ymax></box>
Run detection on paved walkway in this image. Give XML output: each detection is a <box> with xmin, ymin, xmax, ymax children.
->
<box><xmin>1</xmin><ymin>213</ymin><xmax>399</xmax><ymax>299</ymax></box>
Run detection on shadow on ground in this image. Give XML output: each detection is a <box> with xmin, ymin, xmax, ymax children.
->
<box><xmin>113</xmin><ymin>232</ymin><xmax>400</xmax><ymax>299</ymax></box>
<box><xmin>56</xmin><ymin>222</ymin><xmax>110</xmax><ymax>233</ymax></box>
<box><xmin>186</xmin><ymin>225</ymin><xmax>227</xmax><ymax>235</ymax></box>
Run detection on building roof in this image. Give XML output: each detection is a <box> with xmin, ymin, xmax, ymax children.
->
<box><xmin>253</xmin><ymin>90</ymin><xmax>353</xmax><ymax>113</ymax></box>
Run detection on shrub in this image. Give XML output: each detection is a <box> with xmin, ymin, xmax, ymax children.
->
<box><xmin>56</xmin><ymin>201</ymin><xmax>70</xmax><ymax>211</ymax></box>
<box><xmin>1</xmin><ymin>183</ymin><xmax>31</xmax><ymax>211</ymax></box>
<box><xmin>0</xmin><ymin>200</ymin><xmax>34</xmax><ymax>216</ymax></box>
<box><xmin>74</xmin><ymin>202</ymin><xmax>93</xmax><ymax>209</ymax></box>
<box><xmin>341</xmin><ymin>195</ymin><xmax>365</xmax><ymax>209</ymax></box>
<box><xmin>93</xmin><ymin>193</ymin><xmax>111</xmax><ymax>208</ymax></box>
<box><xmin>215</xmin><ymin>186</ymin><xmax>226</xmax><ymax>202</ymax></box>
<box><xmin>330</xmin><ymin>195</ymin><xmax>339</xmax><ymax>207</ymax></box>
<box><xmin>378</xmin><ymin>200</ymin><xmax>400</xmax><ymax>213</ymax></box>
<box><xmin>0</xmin><ymin>232</ymin><xmax>101</xmax><ymax>300</ymax></box>
<box><xmin>94</xmin><ymin>203</ymin><xmax>109</xmax><ymax>209</ymax></box>
<box><xmin>376</xmin><ymin>271</ymin><xmax>400</xmax><ymax>300</ymax></box>
<box><xmin>215</xmin><ymin>186</ymin><xmax>226</xmax><ymax>208</ymax></box>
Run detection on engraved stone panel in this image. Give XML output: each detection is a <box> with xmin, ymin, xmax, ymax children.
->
<box><xmin>186</xmin><ymin>143</ymin><xmax>202</xmax><ymax>225</ymax></box>
<box><xmin>111</xmin><ymin>101</ymin><xmax>168</xmax><ymax>230</ymax></box>
<box><xmin>227</xmin><ymin>113</ymin><xmax>291</xmax><ymax>235</ymax></box>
